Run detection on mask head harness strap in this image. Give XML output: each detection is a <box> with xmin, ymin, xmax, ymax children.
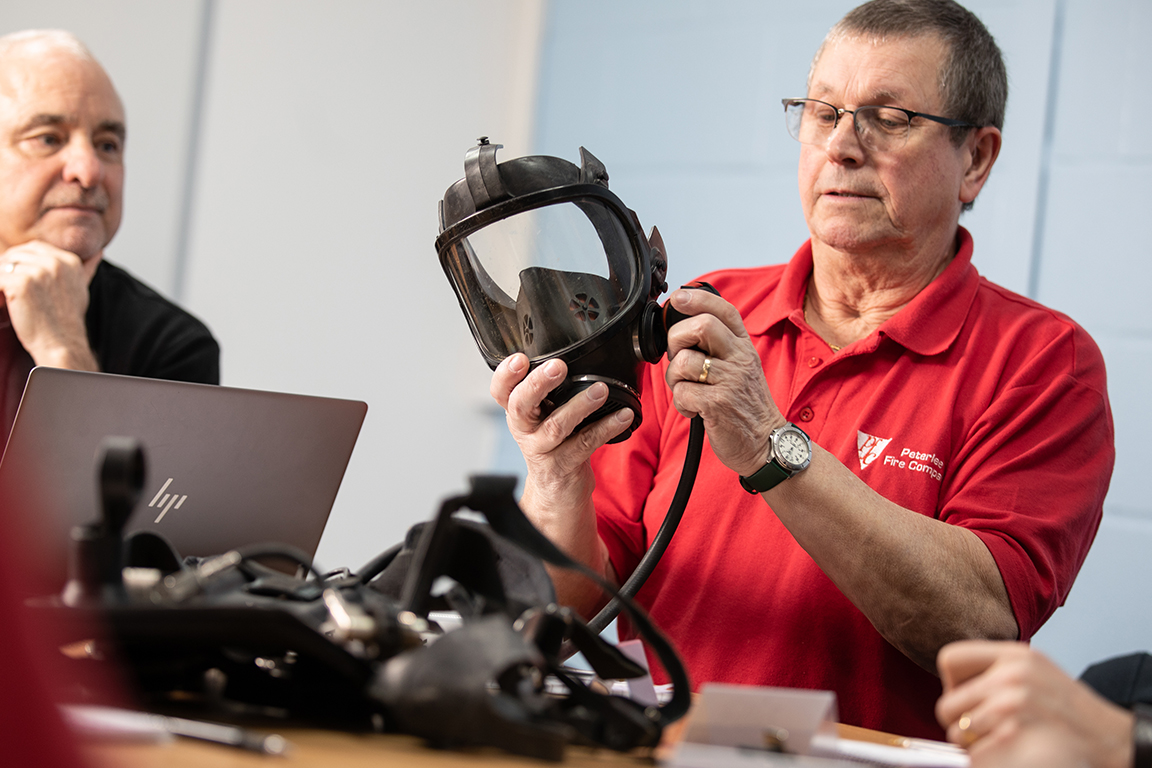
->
<box><xmin>464</xmin><ymin>137</ymin><xmax>511</xmax><ymax>211</ymax></box>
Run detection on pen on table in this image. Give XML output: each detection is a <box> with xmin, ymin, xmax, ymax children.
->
<box><xmin>161</xmin><ymin>714</ymin><xmax>292</xmax><ymax>755</ymax></box>
<box><xmin>63</xmin><ymin>704</ymin><xmax>292</xmax><ymax>756</ymax></box>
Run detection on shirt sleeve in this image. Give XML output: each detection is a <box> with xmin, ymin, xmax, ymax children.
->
<box><xmin>939</xmin><ymin>322</ymin><xmax>1113</xmax><ymax>640</ymax></box>
<box><xmin>86</xmin><ymin>262</ymin><xmax>221</xmax><ymax>385</ymax></box>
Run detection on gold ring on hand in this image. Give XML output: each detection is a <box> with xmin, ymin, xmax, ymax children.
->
<box><xmin>957</xmin><ymin>711</ymin><xmax>976</xmax><ymax>746</ymax></box>
<box><xmin>698</xmin><ymin>357</ymin><xmax>712</xmax><ymax>384</ymax></box>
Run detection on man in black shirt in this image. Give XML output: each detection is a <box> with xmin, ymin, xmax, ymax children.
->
<box><xmin>0</xmin><ymin>30</ymin><xmax>218</xmax><ymax>434</ymax></box>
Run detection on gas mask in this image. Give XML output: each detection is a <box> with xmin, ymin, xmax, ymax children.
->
<box><xmin>436</xmin><ymin>139</ymin><xmax>672</xmax><ymax>443</ymax></box>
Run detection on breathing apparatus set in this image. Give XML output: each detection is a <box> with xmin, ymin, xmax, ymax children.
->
<box><xmin>32</xmin><ymin>140</ymin><xmax>704</xmax><ymax>761</ymax></box>
<box><xmin>40</xmin><ymin>439</ymin><xmax>690</xmax><ymax>760</ymax></box>
<box><xmin>436</xmin><ymin>138</ymin><xmax>711</xmax><ymax>633</ymax></box>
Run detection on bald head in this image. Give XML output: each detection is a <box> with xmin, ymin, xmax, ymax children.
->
<box><xmin>0</xmin><ymin>29</ymin><xmax>98</xmax><ymax>63</ymax></box>
<box><xmin>0</xmin><ymin>30</ymin><xmax>125</xmax><ymax>260</ymax></box>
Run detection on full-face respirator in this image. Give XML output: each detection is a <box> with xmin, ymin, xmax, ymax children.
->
<box><xmin>437</xmin><ymin>141</ymin><xmax>710</xmax><ymax>633</ymax></box>
<box><xmin>436</xmin><ymin>138</ymin><xmax>685</xmax><ymax>442</ymax></box>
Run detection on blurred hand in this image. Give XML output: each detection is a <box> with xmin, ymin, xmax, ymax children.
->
<box><xmin>936</xmin><ymin>640</ymin><xmax>1134</xmax><ymax>768</ymax></box>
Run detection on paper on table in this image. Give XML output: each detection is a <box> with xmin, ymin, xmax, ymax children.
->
<box><xmin>810</xmin><ymin>733</ymin><xmax>970</xmax><ymax>767</ymax></box>
<box><xmin>666</xmin><ymin>684</ymin><xmax>970</xmax><ymax>768</ymax></box>
<box><xmin>616</xmin><ymin>638</ymin><xmax>659</xmax><ymax>707</ymax></box>
<box><xmin>680</xmin><ymin>683</ymin><xmax>839</xmax><ymax>756</ymax></box>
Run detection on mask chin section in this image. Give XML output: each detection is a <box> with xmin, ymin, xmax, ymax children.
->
<box><xmin>540</xmin><ymin>375</ymin><xmax>642</xmax><ymax>445</ymax></box>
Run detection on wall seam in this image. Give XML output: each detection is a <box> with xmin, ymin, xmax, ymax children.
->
<box><xmin>171</xmin><ymin>0</ymin><xmax>216</xmax><ymax>302</ymax></box>
<box><xmin>1026</xmin><ymin>0</ymin><xmax>1066</xmax><ymax>300</ymax></box>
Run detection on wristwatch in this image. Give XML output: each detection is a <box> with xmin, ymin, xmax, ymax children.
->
<box><xmin>739</xmin><ymin>422</ymin><xmax>812</xmax><ymax>494</ymax></box>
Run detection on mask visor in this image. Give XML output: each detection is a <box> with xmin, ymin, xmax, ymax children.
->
<box><xmin>441</xmin><ymin>199</ymin><xmax>640</xmax><ymax>366</ymax></box>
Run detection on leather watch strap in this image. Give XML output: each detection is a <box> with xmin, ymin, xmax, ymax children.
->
<box><xmin>1135</xmin><ymin>703</ymin><xmax>1152</xmax><ymax>768</ymax></box>
<box><xmin>739</xmin><ymin>458</ymin><xmax>790</xmax><ymax>494</ymax></box>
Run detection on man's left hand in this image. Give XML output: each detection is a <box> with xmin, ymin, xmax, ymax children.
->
<box><xmin>663</xmin><ymin>288</ymin><xmax>784</xmax><ymax>477</ymax></box>
<box><xmin>0</xmin><ymin>240</ymin><xmax>100</xmax><ymax>371</ymax></box>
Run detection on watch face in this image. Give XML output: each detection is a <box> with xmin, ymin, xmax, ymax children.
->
<box><xmin>776</xmin><ymin>430</ymin><xmax>810</xmax><ymax>470</ymax></box>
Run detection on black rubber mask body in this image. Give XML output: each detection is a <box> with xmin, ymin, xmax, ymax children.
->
<box><xmin>437</xmin><ymin>142</ymin><xmax>669</xmax><ymax>442</ymax></box>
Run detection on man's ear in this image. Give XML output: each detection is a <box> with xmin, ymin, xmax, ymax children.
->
<box><xmin>959</xmin><ymin>126</ymin><xmax>1002</xmax><ymax>205</ymax></box>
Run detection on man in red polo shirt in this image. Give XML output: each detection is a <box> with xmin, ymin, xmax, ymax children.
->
<box><xmin>490</xmin><ymin>0</ymin><xmax>1113</xmax><ymax>740</ymax></box>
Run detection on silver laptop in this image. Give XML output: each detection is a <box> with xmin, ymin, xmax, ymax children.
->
<box><xmin>0</xmin><ymin>367</ymin><xmax>367</xmax><ymax>584</ymax></box>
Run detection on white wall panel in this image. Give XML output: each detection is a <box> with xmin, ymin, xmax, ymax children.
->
<box><xmin>183</xmin><ymin>1</ymin><xmax>544</xmax><ymax>571</ymax></box>
<box><xmin>1037</xmin><ymin>163</ymin><xmax>1152</xmax><ymax>335</ymax></box>
<box><xmin>1032</xmin><ymin>515</ymin><xmax>1152</xmax><ymax>675</ymax></box>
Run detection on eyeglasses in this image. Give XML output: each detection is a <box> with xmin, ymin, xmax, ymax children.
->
<box><xmin>782</xmin><ymin>98</ymin><xmax>976</xmax><ymax>153</ymax></box>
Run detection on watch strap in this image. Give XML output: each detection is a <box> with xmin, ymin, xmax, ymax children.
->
<box><xmin>739</xmin><ymin>458</ymin><xmax>790</xmax><ymax>494</ymax></box>
<box><xmin>1135</xmin><ymin>703</ymin><xmax>1152</xmax><ymax>768</ymax></box>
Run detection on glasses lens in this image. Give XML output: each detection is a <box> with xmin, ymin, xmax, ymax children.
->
<box><xmin>786</xmin><ymin>100</ymin><xmax>838</xmax><ymax>145</ymax></box>
<box><xmin>855</xmin><ymin>106</ymin><xmax>911</xmax><ymax>152</ymax></box>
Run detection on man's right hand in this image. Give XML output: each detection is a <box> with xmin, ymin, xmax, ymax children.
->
<box><xmin>491</xmin><ymin>353</ymin><xmax>633</xmax><ymax>492</ymax></box>
<box><xmin>490</xmin><ymin>353</ymin><xmax>629</xmax><ymax>613</ymax></box>
<box><xmin>0</xmin><ymin>239</ymin><xmax>100</xmax><ymax>371</ymax></box>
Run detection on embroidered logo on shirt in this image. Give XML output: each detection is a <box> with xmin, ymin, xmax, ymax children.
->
<box><xmin>858</xmin><ymin>433</ymin><xmax>946</xmax><ymax>482</ymax></box>
<box><xmin>857</xmin><ymin>431</ymin><xmax>892</xmax><ymax>469</ymax></box>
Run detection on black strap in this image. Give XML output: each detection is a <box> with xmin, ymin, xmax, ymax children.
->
<box><xmin>403</xmin><ymin>475</ymin><xmax>691</xmax><ymax>726</ymax></box>
<box><xmin>1135</xmin><ymin>703</ymin><xmax>1152</xmax><ymax>768</ymax></box>
<box><xmin>739</xmin><ymin>458</ymin><xmax>789</xmax><ymax>494</ymax></box>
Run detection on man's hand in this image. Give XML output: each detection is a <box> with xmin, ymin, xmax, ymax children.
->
<box><xmin>0</xmin><ymin>240</ymin><xmax>100</xmax><ymax>371</ymax></box>
<box><xmin>936</xmin><ymin>640</ymin><xmax>1134</xmax><ymax>768</ymax></box>
<box><xmin>663</xmin><ymin>288</ymin><xmax>784</xmax><ymax>478</ymax></box>
<box><xmin>491</xmin><ymin>354</ymin><xmax>633</xmax><ymax>492</ymax></box>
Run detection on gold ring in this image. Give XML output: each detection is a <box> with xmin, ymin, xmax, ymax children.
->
<box><xmin>698</xmin><ymin>357</ymin><xmax>712</xmax><ymax>384</ymax></box>
<box><xmin>957</xmin><ymin>712</ymin><xmax>975</xmax><ymax>745</ymax></box>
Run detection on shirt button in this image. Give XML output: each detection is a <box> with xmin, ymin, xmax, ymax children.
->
<box><xmin>806</xmin><ymin>356</ymin><xmax>822</xmax><ymax>368</ymax></box>
<box><xmin>799</xmin><ymin>407</ymin><xmax>814</xmax><ymax>422</ymax></box>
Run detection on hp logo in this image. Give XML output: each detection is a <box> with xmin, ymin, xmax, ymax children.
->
<box><xmin>148</xmin><ymin>478</ymin><xmax>188</xmax><ymax>523</ymax></box>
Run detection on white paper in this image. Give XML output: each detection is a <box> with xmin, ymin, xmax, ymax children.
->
<box><xmin>810</xmin><ymin>734</ymin><xmax>969</xmax><ymax>768</ymax></box>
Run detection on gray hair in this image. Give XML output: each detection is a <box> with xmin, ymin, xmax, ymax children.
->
<box><xmin>811</xmin><ymin>0</ymin><xmax>1007</xmax><ymax>145</ymax></box>
<box><xmin>0</xmin><ymin>29</ymin><xmax>97</xmax><ymax>64</ymax></box>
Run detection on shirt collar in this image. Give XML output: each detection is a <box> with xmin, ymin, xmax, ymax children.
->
<box><xmin>746</xmin><ymin>227</ymin><xmax>980</xmax><ymax>357</ymax></box>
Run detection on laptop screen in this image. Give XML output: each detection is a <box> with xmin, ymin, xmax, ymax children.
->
<box><xmin>0</xmin><ymin>367</ymin><xmax>367</xmax><ymax>590</ymax></box>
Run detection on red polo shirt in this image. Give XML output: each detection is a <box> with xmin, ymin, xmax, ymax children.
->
<box><xmin>592</xmin><ymin>228</ymin><xmax>1114</xmax><ymax>739</ymax></box>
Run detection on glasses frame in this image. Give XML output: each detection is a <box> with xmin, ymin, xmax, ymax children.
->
<box><xmin>781</xmin><ymin>98</ymin><xmax>977</xmax><ymax>152</ymax></box>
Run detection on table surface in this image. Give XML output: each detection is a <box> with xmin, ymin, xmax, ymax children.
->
<box><xmin>81</xmin><ymin>718</ymin><xmax>906</xmax><ymax>767</ymax></box>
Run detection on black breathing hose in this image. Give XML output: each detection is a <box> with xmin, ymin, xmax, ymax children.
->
<box><xmin>586</xmin><ymin>413</ymin><xmax>705</xmax><ymax>634</ymax></box>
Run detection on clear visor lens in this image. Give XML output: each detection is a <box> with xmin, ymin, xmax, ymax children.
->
<box><xmin>443</xmin><ymin>199</ymin><xmax>639</xmax><ymax>362</ymax></box>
